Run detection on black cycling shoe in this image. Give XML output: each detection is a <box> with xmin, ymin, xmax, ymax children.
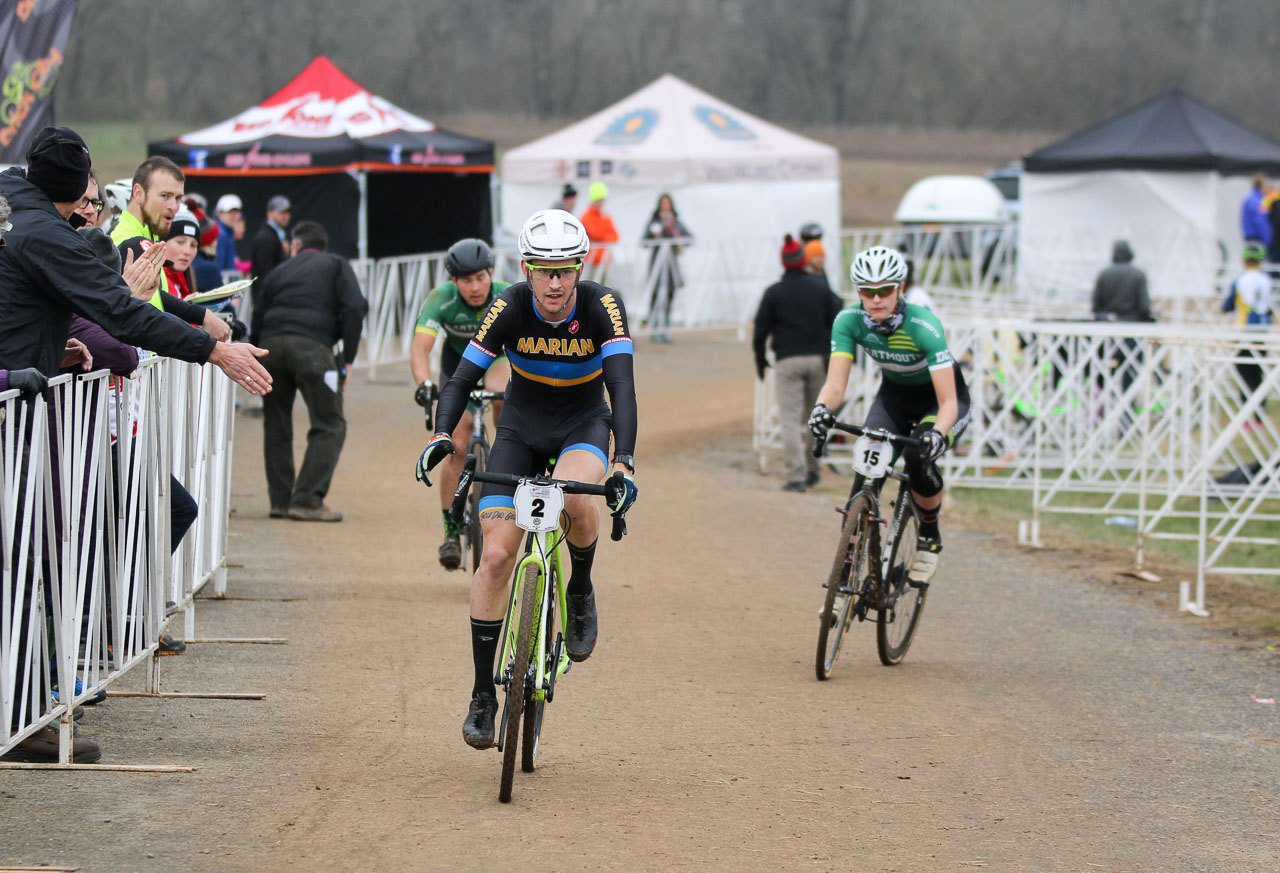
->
<box><xmin>438</xmin><ymin>536</ymin><xmax>462</xmax><ymax>571</ymax></box>
<box><xmin>565</xmin><ymin>590</ymin><xmax>598</xmax><ymax>662</ymax></box>
<box><xmin>463</xmin><ymin>691</ymin><xmax>498</xmax><ymax>749</ymax></box>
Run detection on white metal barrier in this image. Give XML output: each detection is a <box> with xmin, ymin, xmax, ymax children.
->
<box><xmin>1</xmin><ymin>358</ymin><xmax>237</xmax><ymax>764</ymax></box>
<box><xmin>755</xmin><ymin>319</ymin><xmax>1280</xmax><ymax>609</ymax></box>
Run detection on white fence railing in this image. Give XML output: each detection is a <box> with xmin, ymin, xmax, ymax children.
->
<box><xmin>2</xmin><ymin>358</ymin><xmax>235</xmax><ymax>764</ymax></box>
<box><xmin>755</xmin><ymin>319</ymin><xmax>1280</xmax><ymax>611</ymax></box>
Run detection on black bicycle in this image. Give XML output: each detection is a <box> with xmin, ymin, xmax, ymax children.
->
<box><xmin>426</xmin><ymin>386</ymin><xmax>505</xmax><ymax>572</ymax></box>
<box><xmin>814</xmin><ymin>421</ymin><xmax>931</xmax><ymax>679</ymax></box>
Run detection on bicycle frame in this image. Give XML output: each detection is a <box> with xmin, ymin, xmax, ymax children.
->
<box><xmin>498</xmin><ymin>523</ymin><xmax>570</xmax><ymax>706</ymax></box>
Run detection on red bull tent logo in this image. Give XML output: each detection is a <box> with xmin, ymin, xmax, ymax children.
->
<box><xmin>594</xmin><ymin>108</ymin><xmax>658</xmax><ymax>146</ymax></box>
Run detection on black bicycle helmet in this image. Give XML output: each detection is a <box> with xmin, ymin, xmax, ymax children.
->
<box><xmin>799</xmin><ymin>221</ymin><xmax>824</xmax><ymax>242</ymax></box>
<box><xmin>445</xmin><ymin>238</ymin><xmax>495</xmax><ymax>277</ymax></box>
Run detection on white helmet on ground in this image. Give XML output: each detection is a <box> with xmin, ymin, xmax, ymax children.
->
<box><xmin>850</xmin><ymin>245</ymin><xmax>907</xmax><ymax>286</ymax></box>
<box><xmin>518</xmin><ymin>209</ymin><xmax>590</xmax><ymax>261</ymax></box>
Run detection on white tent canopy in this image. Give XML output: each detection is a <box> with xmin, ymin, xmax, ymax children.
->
<box><xmin>500</xmin><ymin>74</ymin><xmax>840</xmax><ymax>250</ymax></box>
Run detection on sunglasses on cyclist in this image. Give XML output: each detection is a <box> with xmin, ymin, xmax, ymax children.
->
<box><xmin>857</xmin><ymin>283</ymin><xmax>900</xmax><ymax>299</ymax></box>
<box><xmin>525</xmin><ymin>262</ymin><xmax>583</xmax><ymax>282</ymax></box>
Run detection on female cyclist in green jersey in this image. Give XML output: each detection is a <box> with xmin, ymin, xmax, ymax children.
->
<box><xmin>807</xmin><ymin>246</ymin><xmax>971</xmax><ymax>585</ymax></box>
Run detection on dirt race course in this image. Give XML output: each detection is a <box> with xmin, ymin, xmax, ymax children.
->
<box><xmin>3</xmin><ymin>329</ymin><xmax>1278</xmax><ymax>872</ymax></box>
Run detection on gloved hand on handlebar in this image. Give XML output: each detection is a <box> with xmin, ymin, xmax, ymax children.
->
<box><xmin>918</xmin><ymin>428</ymin><xmax>948</xmax><ymax>463</ymax></box>
<box><xmin>413</xmin><ymin>380</ymin><xmax>434</xmax><ymax>409</ymax></box>
<box><xmin>414</xmin><ymin>433</ymin><xmax>454</xmax><ymax>486</ymax></box>
<box><xmin>605</xmin><ymin>471</ymin><xmax>638</xmax><ymax>516</ymax></box>
<box><xmin>808</xmin><ymin>402</ymin><xmax>834</xmax><ymax>440</ymax></box>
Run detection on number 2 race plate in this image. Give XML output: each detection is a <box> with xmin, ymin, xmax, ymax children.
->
<box><xmin>851</xmin><ymin>435</ymin><xmax>893</xmax><ymax>479</ymax></box>
<box><xmin>513</xmin><ymin>482</ymin><xmax>564</xmax><ymax>532</ymax></box>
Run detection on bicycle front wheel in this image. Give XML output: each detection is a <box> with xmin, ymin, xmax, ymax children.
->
<box><xmin>816</xmin><ymin>493</ymin><xmax>876</xmax><ymax>681</ymax></box>
<box><xmin>499</xmin><ymin>562</ymin><xmax>539</xmax><ymax>803</ymax></box>
<box><xmin>464</xmin><ymin>440</ymin><xmax>488</xmax><ymax>572</ymax></box>
<box><xmin>521</xmin><ymin>568</ymin><xmax>556</xmax><ymax>773</ymax></box>
<box><xmin>877</xmin><ymin>492</ymin><xmax>927</xmax><ymax>665</ymax></box>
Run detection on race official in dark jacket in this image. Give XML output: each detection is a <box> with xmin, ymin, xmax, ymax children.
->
<box><xmin>0</xmin><ymin>127</ymin><xmax>272</xmax><ymax>394</ymax></box>
<box><xmin>752</xmin><ymin>234</ymin><xmax>843</xmax><ymax>491</ymax></box>
<box><xmin>251</xmin><ymin>220</ymin><xmax>367</xmax><ymax>522</ymax></box>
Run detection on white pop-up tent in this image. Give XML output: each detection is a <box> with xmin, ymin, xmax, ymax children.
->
<box><xmin>1018</xmin><ymin>91</ymin><xmax>1280</xmax><ymax>303</ymax></box>
<box><xmin>501</xmin><ymin>74</ymin><xmax>839</xmax><ymax>245</ymax></box>
<box><xmin>500</xmin><ymin>75</ymin><xmax>840</xmax><ymax>325</ymax></box>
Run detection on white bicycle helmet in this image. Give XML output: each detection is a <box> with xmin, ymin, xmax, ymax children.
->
<box><xmin>518</xmin><ymin>209</ymin><xmax>590</xmax><ymax>261</ymax></box>
<box><xmin>102</xmin><ymin>178</ymin><xmax>132</xmax><ymax>213</ymax></box>
<box><xmin>850</xmin><ymin>245</ymin><xmax>907</xmax><ymax>286</ymax></box>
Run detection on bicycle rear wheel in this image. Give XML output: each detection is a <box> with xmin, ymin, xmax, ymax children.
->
<box><xmin>816</xmin><ymin>493</ymin><xmax>876</xmax><ymax>681</ymax></box>
<box><xmin>877</xmin><ymin>490</ymin><xmax>927</xmax><ymax>665</ymax></box>
<box><xmin>521</xmin><ymin>567</ymin><xmax>556</xmax><ymax>773</ymax></box>
<box><xmin>499</xmin><ymin>562</ymin><xmax>539</xmax><ymax>803</ymax></box>
<box><xmin>464</xmin><ymin>440</ymin><xmax>488</xmax><ymax>572</ymax></box>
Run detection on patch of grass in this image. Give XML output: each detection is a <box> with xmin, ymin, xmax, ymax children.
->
<box><xmin>61</xmin><ymin>120</ymin><xmax>187</xmax><ymax>183</ymax></box>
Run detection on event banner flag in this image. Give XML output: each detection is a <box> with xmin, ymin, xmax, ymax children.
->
<box><xmin>0</xmin><ymin>0</ymin><xmax>78</xmax><ymax>163</ymax></box>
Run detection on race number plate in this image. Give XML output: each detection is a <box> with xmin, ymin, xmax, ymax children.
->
<box><xmin>851</xmin><ymin>435</ymin><xmax>893</xmax><ymax>479</ymax></box>
<box><xmin>513</xmin><ymin>481</ymin><xmax>564</xmax><ymax>532</ymax></box>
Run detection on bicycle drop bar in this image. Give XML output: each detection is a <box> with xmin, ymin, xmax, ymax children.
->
<box><xmin>813</xmin><ymin>421</ymin><xmax>926</xmax><ymax>457</ymax></box>
<box><xmin>450</xmin><ymin>456</ymin><xmax>629</xmax><ymax>541</ymax></box>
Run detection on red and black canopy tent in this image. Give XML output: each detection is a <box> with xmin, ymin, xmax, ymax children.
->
<box><xmin>149</xmin><ymin>56</ymin><xmax>494</xmax><ymax>260</ymax></box>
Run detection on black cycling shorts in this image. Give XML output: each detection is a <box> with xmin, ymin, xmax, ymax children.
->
<box><xmin>478</xmin><ymin>414</ymin><xmax>612</xmax><ymax>515</ymax></box>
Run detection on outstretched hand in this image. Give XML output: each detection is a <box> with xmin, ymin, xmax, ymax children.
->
<box><xmin>207</xmin><ymin>341</ymin><xmax>273</xmax><ymax>395</ymax></box>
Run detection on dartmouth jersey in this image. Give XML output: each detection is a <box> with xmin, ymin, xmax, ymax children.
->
<box><xmin>414</xmin><ymin>280</ymin><xmax>511</xmax><ymax>356</ymax></box>
<box><xmin>830</xmin><ymin>302</ymin><xmax>953</xmax><ymax>387</ymax></box>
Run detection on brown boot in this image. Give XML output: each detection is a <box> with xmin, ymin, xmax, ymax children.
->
<box><xmin>1</xmin><ymin>726</ymin><xmax>102</xmax><ymax>764</ymax></box>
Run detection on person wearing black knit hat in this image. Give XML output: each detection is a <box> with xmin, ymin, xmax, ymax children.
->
<box><xmin>25</xmin><ymin>126</ymin><xmax>92</xmax><ymax>209</ymax></box>
<box><xmin>752</xmin><ymin>233</ymin><xmax>843</xmax><ymax>491</ymax></box>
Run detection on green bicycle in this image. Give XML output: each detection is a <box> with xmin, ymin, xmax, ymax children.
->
<box><xmin>451</xmin><ymin>459</ymin><xmax>629</xmax><ymax>803</ymax></box>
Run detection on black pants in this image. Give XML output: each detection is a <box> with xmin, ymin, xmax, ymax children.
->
<box><xmin>261</xmin><ymin>334</ymin><xmax>347</xmax><ymax>511</ymax></box>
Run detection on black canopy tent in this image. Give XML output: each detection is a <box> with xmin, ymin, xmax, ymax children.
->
<box><xmin>1024</xmin><ymin>90</ymin><xmax>1280</xmax><ymax>175</ymax></box>
<box><xmin>148</xmin><ymin>56</ymin><xmax>494</xmax><ymax>260</ymax></box>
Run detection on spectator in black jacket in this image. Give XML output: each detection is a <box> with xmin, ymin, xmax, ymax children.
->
<box><xmin>251</xmin><ymin>220</ymin><xmax>367</xmax><ymax>522</ymax></box>
<box><xmin>752</xmin><ymin>234</ymin><xmax>844</xmax><ymax>491</ymax></box>
<box><xmin>0</xmin><ymin>127</ymin><xmax>273</xmax><ymax>393</ymax></box>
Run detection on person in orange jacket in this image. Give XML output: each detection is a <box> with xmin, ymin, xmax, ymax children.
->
<box><xmin>579</xmin><ymin>181</ymin><xmax>619</xmax><ymax>283</ymax></box>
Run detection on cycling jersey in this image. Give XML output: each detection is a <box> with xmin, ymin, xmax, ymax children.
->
<box><xmin>415</xmin><ymin>280</ymin><xmax>511</xmax><ymax>353</ymax></box>
<box><xmin>434</xmin><ymin>280</ymin><xmax>637</xmax><ymax>459</ymax></box>
<box><xmin>830</xmin><ymin>302</ymin><xmax>952</xmax><ymax>388</ymax></box>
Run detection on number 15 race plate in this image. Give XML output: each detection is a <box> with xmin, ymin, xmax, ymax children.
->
<box><xmin>513</xmin><ymin>482</ymin><xmax>564</xmax><ymax>532</ymax></box>
<box><xmin>851</xmin><ymin>435</ymin><xmax>893</xmax><ymax>479</ymax></box>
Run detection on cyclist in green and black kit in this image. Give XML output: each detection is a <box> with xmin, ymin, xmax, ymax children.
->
<box><xmin>411</xmin><ymin>238</ymin><xmax>510</xmax><ymax>569</ymax></box>
<box><xmin>808</xmin><ymin>245</ymin><xmax>971</xmax><ymax>586</ymax></box>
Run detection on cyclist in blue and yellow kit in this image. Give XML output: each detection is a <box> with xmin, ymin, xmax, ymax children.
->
<box><xmin>410</xmin><ymin>238</ymin><xmax>510</xmax><ymax>569</ymax></box>
<box><xmin>416</xmin><ymin>209</ymin><xmax>639</xmax><ymax>749</ymax></box>
<box><xmin>808</xmin><ymin>246</ymin><xmax>971</xmax><ymax>586</ymax></box>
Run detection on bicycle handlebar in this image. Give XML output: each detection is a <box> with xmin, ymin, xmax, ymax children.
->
<box><xmin>813</xmin><ymin>421</ymin><xmax>925</xmax><ymax>458</ymax></box>
<box><xmin>423</xmin><ymin>384</ymin><xmax>506</xmax><ymax>434</ymax></box>
<box><xmin>450</xmin><ymin>455</ymin><xmax>630</xmax><ymax>541</ymax></box>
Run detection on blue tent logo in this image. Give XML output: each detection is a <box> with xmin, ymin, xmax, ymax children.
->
<box><xmin>189</xmin><ymin>149</ymin><xmax>209</xmax><ymax>169</ymax></box>
<box><xmin>694</xmin><ymin>105</ymin><xmax>755</xmax><ymax>141</ymax></box>
<box><xmin>594</xmin><ymin>108</ymin><xmax>658</xmax><ymax>145</ymax></box>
